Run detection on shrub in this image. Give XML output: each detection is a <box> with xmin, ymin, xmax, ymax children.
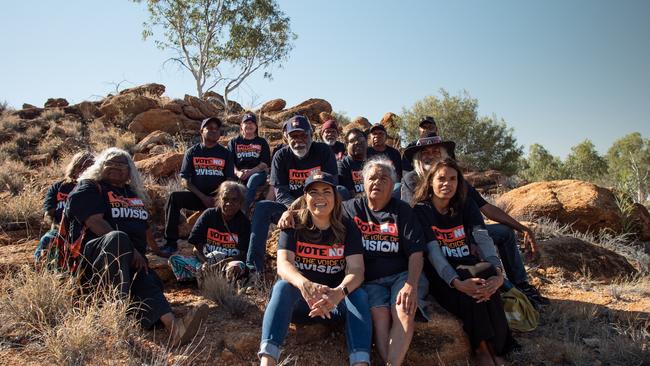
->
<box><xmin>0</xmin><ymin>159</ymin><xmax>32</xmax><ymax>194</ymax></box>
<box><xmin>41</xmin><ymin>108</ymin><xmax>66</xmax><ymax>121</ymax></box>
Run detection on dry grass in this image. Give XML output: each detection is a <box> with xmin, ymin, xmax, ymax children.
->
<box><xmin>0</xmin><ymin>159</ymin><xmax>32</xmax><ymax>194</ymax></box>
<box><xmin>41</xmin><ymin>108</ymin><xmax>66</xmax><ymax>121</ymax></box>
<box><xmin>200</xmin><ymin>268</ymin><xmax>249</xmax><ymax>317</ymax></box>
<box><xmin>0</xmin><ymin>114</ymin><xmax>22</xmax><ymax>133</ymax></box>
<box><xmin>0</xmin><ymin>183</ymin><xmax>43</xmax><ymax>233</ymax></box>
<box><xmin>88</xmin><ymin>119</ymin><xmax>137</xmax><ymax>153</ymax></box>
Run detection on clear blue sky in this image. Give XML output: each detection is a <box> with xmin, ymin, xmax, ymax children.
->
<box><xmin>1</xmin><ymin>0</ymin><xmax>648</xmax><ymax>157</ymax></box>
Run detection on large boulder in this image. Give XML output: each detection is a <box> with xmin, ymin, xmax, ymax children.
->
<box><xmin>184</xmin><ymin>95</ymin><xmax>221</xmax><ymax>119</ymax></box>
<box><xmin>535</xmin><ymin>236</ymin><xmax>636</xmax><ymax>280</ymax></box>
<box><xmin>259</xmin><ymin>98</ymin><xmax>286</xmax><ymax>113</ymax></box>
<box><xmin>12</xmin><ymin>107</ymin><xmax>43</xmax><ymax>120</ymax></box>
<box><xmin>273</xmin><ymin>98</ymin><xmax>332</xmax><ymax>126</ymax></box>
<box><xmin>128</xmin><ymin>109</ymin><xmax>199</xmax><ymax>138</ymax></box>
<box><xmin>380</xmin><ymin>112</ymin><xmax>399</xmax><ymax>131</ymax></box>
<box><xmin>119</xmin><ymin>83</ymin><xmax>166</xmax><ymax>98</ymax></box>
<box><xmin>99</xmin><ymin>94</ymin><xmax>159</xmax><ymax>125</ymax></box>
<box><xmin>342</xmin><ymin>116</ymin><xmax>371</xmax><ymax>135</ymax></box>
<box><xmin>134</xmin><ymin>130</ymin><xmax>174</xmax><ymax>153</ymax></box>
<box><xmin>496</xmin><ymin>180</ymin><xmax>623</xmax><ymax>235</ymax></box>
<box><xmin>162</xmin><ymin>99</ymin><xmax>187</xmax><ymax>115</ymax></box>
<box><xmin>44</xmin><ymin>98</ymin><xmax>69</xmax><ymax>108</ymax></box>
<box><xmin>464</xmin><ymin>170</ymin><xmax>508</xmax><ymax>195</ymax></box>
<box><xmin>182</xmin><ymin>105</ymin><xmax>206</xmax><ymax>120</ymax></box>
<box><xmin>67</xmin><ymin>101</ymin><xmax>102</xmax><ymax>121</ymax></box>
<box><xmin>631</xmin><ymin>203</ymin><xmax>650</xmax><ymax>240</ymax></box>
<box><xmin>135</xmin><ymin>151</ymin><xmax>184</xmax><ymax>178</ymax></box>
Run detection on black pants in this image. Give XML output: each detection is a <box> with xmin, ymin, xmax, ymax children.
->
<box><xmin>425</xmin><ymin>261</ymin><xmax>515</xmax><ymax>355</ymax></box>
<box><xmin>80</xmin><ymin>231</ymin><xmax>172</xmax><ymax>329</ymax></box>
<box><xmin>164</xmin><ymin>190</ymin><xmax>207</xmax><ymax>246</ymax></box>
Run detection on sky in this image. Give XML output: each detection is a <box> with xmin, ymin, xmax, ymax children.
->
<box><xmin>1</xmin><ymin>0</ymin><xmax>648</xmax><ymax>158</ymax></box>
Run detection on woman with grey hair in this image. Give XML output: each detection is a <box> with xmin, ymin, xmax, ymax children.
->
<box><xmin>35</xmin><ymin>150</ymin><xmax>95</xmax><ymax>261</ymax></box>
<box><xmin>64</xmin><ymin>147</ymin><xmax>208</xmax><ymax>346</ymax></box>
<box><xmin>341</xmin><ymin>156</ymin><xmax>428</xmax><ymax>366</ymax></box>
<box><xmin>168</xmin><ymin>181</ymin><xmax>251</xmax><ymax>282</ymax></box>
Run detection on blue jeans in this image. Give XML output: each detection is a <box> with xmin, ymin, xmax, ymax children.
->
<box><xmin>259</xmin><ymin>280</ymin><xmax>372</xmax><ymax>365</ymax></box>
<box><xmin>246</xmin><ymin>200</ymin><xmax>287</xmax><ymax>271</ymax></box>
<box><xmin>487</xmin><ymin>224</ymin><xmax>528</xmax><ymax>289</ymax></box>
<box><xmin>244</xmin><ymin>171</ymin><xmax>268</xmax><ymax>210</ymax></box>
<box><xmin>35</xmin><ymin>229</ymin><xmax>57</xmax><ymax>261</ymax></box>
<box><xmin>336</xmin><ymin>185</ymin><xmax>351</xmax><ymax>201</ymax></box>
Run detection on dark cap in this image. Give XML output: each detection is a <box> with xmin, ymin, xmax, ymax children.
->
<box><xmin>403</xmin><ymin>132</ymin><xmax>456</xmax><ymax>163</ymax></box>
<box><xmin>242</xmin><ymin>112</ymin><xmax>257</xmax><ymax>124</ymax></box>
<box><xmin>304</xmin><ymin>171</ymin><xmax>337</xmax><ymax>192</ymax></box>
<box><xmin>284</xmin><ymin>115</ymin><xmax>312</xmax><ymax>134</ymax></box>
<box><xmin>320</xmin><ymin>119</ymin><xmax>338</xmax><ymax>132</ymax></box>
<box><xmin>368</xmin><ymin>123</ymin><xmax>386</xmax><ymax>134</ymax></box>
<box><xmin>200</xmin><ymin>117</ymin><xmax>222</xmax><ymax>130</ymax></box>
<box><xmin>419</xmin><ymin>116</ymin><xmax>436</xmax><ymax>128</ymax></box>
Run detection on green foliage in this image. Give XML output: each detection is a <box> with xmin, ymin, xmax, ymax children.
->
<box><xmin>331</xmin><ymin>111</ymin><xmax>351</xmax><ymax>126</ymax></box>
<box><xmin>564</xmin><ymin>139</ymin><xmax>608</xmax><ymax>183</ymax></box>
<box><xmin>606</xmin><ymin>132</ymin><xmax>650</xmax><ymax>203</ymax></box>
<box><xmin>398</xmin><ymin>89</ymin><xmax>522</xmax><ymax>175</ymax></box>
<box><xmin>518</xmin><ymin>143</ymin><xmax>569</xmax><ymax>182</ymax></box>
<box><xmin>135</xmin><ymin>0</ymin><xmax>296</xmax><ymax>110</ymax></box>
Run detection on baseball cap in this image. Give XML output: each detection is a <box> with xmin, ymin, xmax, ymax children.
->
<box><xmin>320</xmin><ymin>119</ymin><xmax>338</xmax><ymax>132</ymax></box>
<box><xmin>200</xmin><ymin>117</ymin><xmax>222</xmax><ymax>130</ymax></box>
<box><xmin>304</xmin><ymin>171</ymin><xmax>337</xmax><ymax>192</ymax></box>
<box><xmin>242</xmin><ymin>112</ymin><xmax>257</xmax><ymax>124</ymax></box>
<box><xmin>419</xmin><ymin>116</ymin><xmax>436</xmax><ymax>128</ymax></box>
<box><xmin>368</xmin><ymin>123</ymin><xmax>386</xmax><ymax>134</ymax></box>
<box><xmin>284</xmin><ymin>115</ymin><xmax>312</xmax><ymax>134</ymax></box>
<box><xmin>403</xmin><ymin>132</ymin><xmax>456</xmax><ymax>163</ymax></box>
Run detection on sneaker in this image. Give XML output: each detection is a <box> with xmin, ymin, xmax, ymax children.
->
<box><xmin>517</xmin><ymin>282</ymin><xmax>550</xmax><ymax>307</ymax></box>
<box><xmin>171</xmin><ymin>303</ymin><xmax>209</xmax><ymax>346</ymax></box>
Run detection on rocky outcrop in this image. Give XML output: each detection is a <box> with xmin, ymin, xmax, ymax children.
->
<box><xmin>99</xmin><ymin>93</ymin><xmax>159</xmax><ymax>125</ymax></box>
<box><xmin>133</xmin><ymin>130</ymin><xmax>174</xmax><ymax>153</ymax></box>
<box><xmin>119</xmin><ymin>83</ymin><xmax>166</xmax><ymax>98</ymax></box>
<box><xmin>342</xmin><ymin>116</ymin><xmax>371</xmax><ymax>135</ymax></box>
<box><xmin>380</xmin><ymin>112</ymin><xmax>399</xmax><ymax>131</ymax></box>
<box><xmin>128</xmin><ymin>109</ymin><xmax>199</xmax><ymax>137</ymax></box>
<box><xmin>259</xmin><ymin>98</ymin><xmax>286</xmax><ymax>113</ymax></box>
<box><xmin>272</xmin><ymin>98</ymin><xmax>332</xmax><ymax>126</ymax></box>
<box><xmin>135</xmin><ymin>151</ymin><xmax>183</xmax><ymax>178</ymax></box>
<box><xmin>184</xmin><ymin>95</ymin><xmax>221</xmax><ymax>120</ymax></box>
<box><xmin>44</xmin><ymin>98</ymin><xmax>69</xmax><ymax>108</ymax></box>
<box><xmin>465</xmin><ymin>170</ymin><xmax>508</xmax><ymax>194</ymax></box>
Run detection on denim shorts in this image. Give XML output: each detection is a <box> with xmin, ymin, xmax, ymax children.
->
<box><xmin>362</xmin><ymin>270</ymin><xmax>430</xmax><ymax>321</ymax></box>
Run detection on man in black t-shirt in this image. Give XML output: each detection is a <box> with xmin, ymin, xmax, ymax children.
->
<box><xmin>162</xmin><ymin>117</ymin><xmax>235</xmax><ymax>255</ymax></box>
<box><xmin>246</xmin><ymin>115</ymin><xmax>339</xmax><ymax>272</ymax></box>
<box><xmin>320</xmin><ymin>119</ymin><xmax>346</xmax><ymax>161</ymax></box>
<box><xmin>402</xmin><ymin>116</ymin><xmax>438</xmax><ymax>173</ymax></box>
<box><xmin>366</xmin><ymin>123</ymin><xmax>402</xmax><ymax>198</ymax></box>
<box><xmin>338</xmin><ymin>128</ymin><xmax>367</xmax><ymax>198</ymax></box>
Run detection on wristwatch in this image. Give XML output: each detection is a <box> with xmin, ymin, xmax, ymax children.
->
<box><xmin>340</xmin><ymin>285</ymin><xmax>349</xmax><ymax>297</ymax></box>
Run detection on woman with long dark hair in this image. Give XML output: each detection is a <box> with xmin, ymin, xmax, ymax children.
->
<box><xmin>413</xmin><ymin>158</ymin><xmax>515</xmax><ymax>366</ymax></box>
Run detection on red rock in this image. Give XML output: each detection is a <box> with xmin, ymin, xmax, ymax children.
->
<box><xmin>135</xmin><ymin>151</ymin><xmax>183</xmax><ymax>178</ymax></box>
<box><xmin>128</xmin><ymin>109</ymin><xmax>196</xmax><ymax>138</ymax></box>
<box><xmin>273</xmin><ymin>98</ymin><xmax>332</xmax><ymax>126</ymax></box>
<box><xmin>380</xmin><ymin>112</ymin><xmax>399</xmax><ymax>130</ymax></box>
<box><xmin>162</xmin><ymin>99</ymin><xmax>187</xmax><ymax>115</ymax></box>
<box><xmin>22</xmin><ymin>103</ymin><xmax>38</xmax><ymax>109</ymax></box>
<box><xmin>631</xmin><ymin>203</ymin><xmax>650</xmax><ymax>241</ymax></box>
<box><xmin>44</xmin><ymin>98</ymin><xmax>69</xmax><ymax>108</ymax></box>
<box><xmin>12</xmin><ymin>108</ymin><xmax>43</xmax><ymax>120</ymax></box>
<box><xmin>133</xmin><ymin>152</ymin><xmax>149</xmax><ymax>162</ymax></box>
<box><xmin>134</xmin><ymin>130</ymin><xmax>174</xmax><ymax>153</ymax></box>
<box><xmin>342</xmin><ymin>116</ymin><xmax>371</xmax><ymax>135</ymax></box>
<box><xmin>119</xmin><ymin>83</ymin><xmax>166</xmax><ymax>98</ymax></box>
<box><xmin>182</xmin><ymin>105</ymin><xmax>206</xmax><ymax>121</ymax></box>
<box><xmin>184</xmin><ymin>94</ymin><xmax>221</xmax><ymax>119</ymax></box>
<box><xmin>99</xmin><ymin>94</ymin><xmax>159</xmax><ymax>125</ymax></box>
<box><xmin>259</xmin><ymin>98</ymin><xmax>286</xmax><ymax>113</ymax></box>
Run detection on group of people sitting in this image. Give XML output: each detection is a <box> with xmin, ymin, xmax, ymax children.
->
<box><xmin>37</xmin><ymin>111</ymin><xmax>549</xmax><ymax>366</ymax></box>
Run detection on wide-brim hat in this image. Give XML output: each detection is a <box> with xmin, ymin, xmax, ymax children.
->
<box><xmin>403</xmin><ymin>133</ymin><xmax>456</xmax><ymax>163</ymax></box>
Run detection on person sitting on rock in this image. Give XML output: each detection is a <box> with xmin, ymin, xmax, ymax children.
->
<box><xmin>168</xmin><ymin>181</ymin><xmax>250</xmax><ymax>282</ymax></box>
<box><xmin>401</xmin><ymin>133</ymin><xmax>549</xmax><ymax>307</ymax></box>
<box><xmin>245</xmin><ymin>115</ymin><xmax>339</xmax><ymax>273</ymax></box>
<box><xmin>64</xmin><ymin>147</ymin><xmax>208</xmax><ymax>345</ymax></box>
<box><xmin>161</xmin><ymin>116</ymin><xmax>235</xmax><ymax>255</ymax></box>
<box><xmin>258</xmin><ymin>172</ymin><xmax>371</xmax><ymax>366</ymax></box>
<box><xmin>413</xmin><ymin>158</ymin><xmax>515</xmax><ymax>366</ymax></box>
<box><xmin>338</xmin><ymin>128</ymin><xmax>368</xmax><ymax>198</ymax></box>
<box><xmin>366</xmin><ymin>123</ymin><xmax>403</xmax><ymax>198</ymax></box>
<box><xmin>343</xmin><ymin>156</ymin><xmax>427</xmax><ymax>366</ymax></box>
<box><xmin>227</xmin><ymin>112</ymin><xmax>271</xmax><ymax>212</ymax></box>
<box><xmin>35</xmin><ymin>150</ymin><xmax>95</xmax><ymax>262</ymax></box>
<box><xmin>320</xmin><ymin>119</ymin><xmax>347</xmax><ymax>161</ymax></box>
<box><xmin>401</xmin><ymin>116</ymin><xmax>438</xmax><ymax>173</ymax></box>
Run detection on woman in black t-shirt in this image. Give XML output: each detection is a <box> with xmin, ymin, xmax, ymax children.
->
<box><xmin>35</xmin><ymin>151</ymin><xmax>94</xmax><ymax>262</ymax></box>
<box><xmin>227</xmin><ymin>112</ymin><xmax>271</xmax><ymax>212</ymax></box>
<box><xmin>65</xmin><ymin>148</ymin><xmax>208</xmax><ymax>346</ymax></box>
<box><xmin>168</xmin><ymin>181</ymin><xmax>250</xmax><ymax>282</ymax></box>
<box><xmin>413</xmin><ymin>158</ymin><xmax>515</xmax><ymax>366</ymax></box>
<box><xmin>258</xmin><ymin>172</ymin><xmax>372</xmax><ymax>366</ymax></box>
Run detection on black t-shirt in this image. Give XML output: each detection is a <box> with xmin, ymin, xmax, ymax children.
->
<box><xmin>343</xmin><ymin>196</ymin><xmax>425</xmax><ymax>281</ymax></box>
<box><xmin>44</xmin><ymin>180</ymin><xmax>77</xmax><ymax>224</ymax></box>
<box><xmin>329</xmin><ymin>141</ymin><xmax>347</xmax><ymax>160</ymax></box>
<box><xmin>401</xmin><ymin>140</ymin><xmax>417</xmax><ymax>173</ymax></box>
<box><xmin>180</xmin><ymin>143</ymin><xmax>235</xmax><ymax>195</ymax></box>
<box><xmin>400</xmin><ymin>170</ymin><xmax>419</xmax><ymax>206</ymax></box>
<box><xmin>187</xmin><ymin>207</ymin><xmax>250</xmax><ymax>259</ymax></box>
<box><xmin>66</xmin><ymin>180</ymin><xmax>149</xmax><ymax>255</ymax></box>
<box><xmin>270</xmin><ymin>142</ymin><xmax>338</xmax><ymax>205</ymax></box>
<box><xmin>338</xmin><ymin>156</ymin><xmax>365</xmax><ymax>196</ymax></box>
<box><xmin>227</xmin><ymin>135</ymin><xmax>271</xmax><ymax>170</ymax></box>
<box><xmin>367</xmin><ymin>146</ymin><xmax>403</xmax><ymax>180</ymax></box>
<box><xmin>414</xmin><ymin>200</ymin><xmax>485</xmax><ymax>265</ymax></box>
<box><xmin>278</xmin><ymin>218</ymin><xmax>364</xmax><ymax>288</ymax></box>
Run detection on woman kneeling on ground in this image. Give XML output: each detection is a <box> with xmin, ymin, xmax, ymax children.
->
<box><xmin>413</xmin><ymin>158</ymin><xmax>515</xmax><ymax>366</ymax></box>
<box><xmin>168</xmin><ymin>181</ymin><xmax>250</xmax><ymax>282</ymax></box>
<box><xmin>35</xmin><ymin>151</ymin><xmax>95</xmax><ymax>262</ymax></box>
<box><xmin>258</xmin><ymin>172</ymin><xmax>372</xmax><ymax>366</ymax></box>
<box><xmin>65</xmin><ymin>147</ymin><xmax>208</xmax><ymax>346</ymax></box>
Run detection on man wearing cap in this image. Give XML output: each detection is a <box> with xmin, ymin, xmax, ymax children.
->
<box><xmin>367</xmin><ymin>123</ymin><xmax>403</xmax><ymax>198</ymax></box>
<box><xmin>402</xmin><ymin>116</ymin><xmax>438</xmax><ymax>173</ymax></box>
<box><xmin>246</xmin><ymin>115</ymin><xmax>339</xmax><ymax>273</ymax></box>
<box><xmin>161</xmin><ymin>117</ymin><xmax>235</xmax><ymax>255</ymax></box>
<box><xmin>338</xmin><ymin>128</ymin><xmax>368</xmax><ymax>198</ymax></box>
<box><xmin>228</xmin><ymin>112</ymin><xmax>271</xmax><ymax>211</ymax></box>
<box><xmin>320</xmin><ymin>119</ymin><xmax>346</xmax><ymax>161</ymax></box>
<box><xmin>401</xmin><ymin>134</ymin><xmax>550</xmax><ymax>307</ymax></box>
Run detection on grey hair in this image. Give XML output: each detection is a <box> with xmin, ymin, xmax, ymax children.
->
<box><xmin>413</xmin><ymin>146</ymin><xmax>450</xmax><ymax>178</ymax></box>
<box><xmin>214</xmin><ymin>181</ymin><xmax>246</xmax><ymax>207</ymax></box>
<box><xmin>78</xmin><ymin>147</ymin><xmax>148</xmax><ymax>203</ymax></box>
<box><xmin>361</xmin><ymin>155</ymin><xmax>397</xmax><ymax>184</ymax></box>
<box><xmin>63</xmin><ymin>151</ymin><xmax>94</xmax><ymax>182</ymax></box>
